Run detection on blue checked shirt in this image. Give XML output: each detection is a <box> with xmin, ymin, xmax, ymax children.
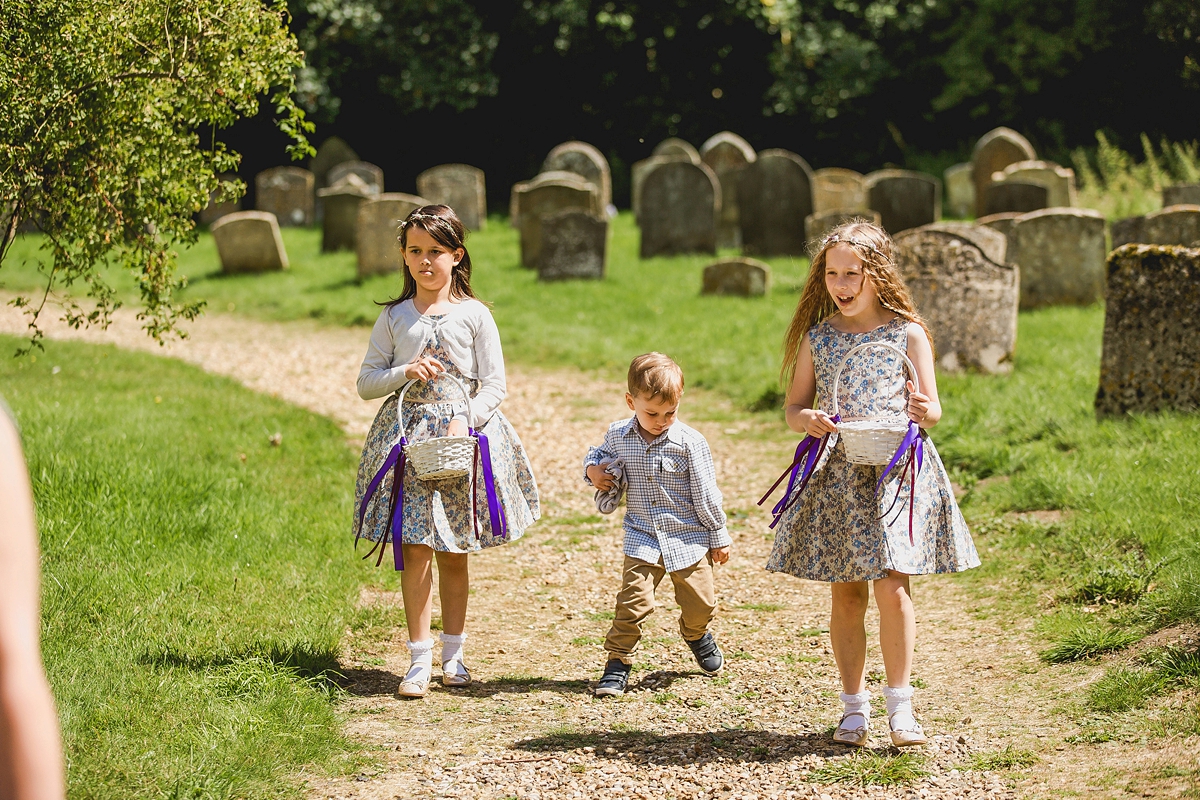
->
<box><xmin>583</xmin><ymin>417</ymin><xmax>730</xmax><ymax>572</ymax></box>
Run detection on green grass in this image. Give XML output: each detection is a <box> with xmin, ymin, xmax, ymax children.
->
<box><xmin>810</xmin><ymin>751</ymin><xmax>928</xmax><ymax>786</ymax></box>
<box><xmin>969</xmin><ymin>745</ymin><xmax>1040</xmax><ymax>771</ymax></box>
<box><xmin>3</xmin><ymin>336</ymin><xmax>382</xmax><ymax>798</ymax></box>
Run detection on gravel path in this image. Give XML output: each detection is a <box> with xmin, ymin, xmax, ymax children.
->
<box><xmin>4</xmin><ymin>305</ymin><xmax>1196</xmax><ymax>799</ymax></box>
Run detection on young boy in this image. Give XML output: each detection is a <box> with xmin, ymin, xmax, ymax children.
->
<box><xmin>583</xmin><ymin>352</ymin><xmax>732</xmax><ymax>697</ymax></box>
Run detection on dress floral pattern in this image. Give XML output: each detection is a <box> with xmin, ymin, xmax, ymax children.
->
<box><xmin>765</xmin><ymin>317</ymin><xmax>980</xmax><ymax>582</ymax></box>
<box><xmin>354</xmin><ymin>317</ymin><xmax>540</xmax><ymax>553</ymax></box>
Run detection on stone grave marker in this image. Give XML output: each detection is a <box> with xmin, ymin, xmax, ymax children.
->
<box><xmin>700</xmin><ymin>132</ymin><xmax>756</xmax><ymax>249</ymax></box>
<box><xmin>198</xmin><ymin>173</ymin><xmax>241</xmax><ymax>226</ymax></box>
<box><xmin>542</xmin><ymin>142</ymin><xmax>612</xmax><ymax>210</ymax></box>
<box><xmin>738</xmin><ymin>149</ymin><xmax>814</xmax><ymax>256</ymax></box>
<box><xmin>914</xmin><ymin>221</ymin><xmax>1007</xmax><ymax>264</ymax></box>
<box><xmin>865</xmin><ymin>170</ymin><xmax>941</xmax><ymax>234</ymax></box>
<box><xmin>538</xmin><ymin>211</ymin><xmax>608</xmax><ymax>280</ymax></box>
<box><xmin>1111</xmin><ymin>205</ymin><xmax>1200</xmax><ymax>249</ymax></box>
<box><xmin>895</xmin><ymin>226</ymin><xmax>1017</xmax><ymax>373</ymax></box>
<box><xmin>1095</xmin><ymin>244</ymin><xmax>1200</xmax><ymax>416</ymax></box>
<box><xmin>1163</xmin><ymin>184</ymin><xmax>1200</xmax><ymax>207</ymax></box>
<box><xmin>976</xmin><ymin>212</ymin><xmax>1023</xmax><ymax>241</ymax></box>
<box><xmin>310</xmin><ymin>136</ymin><xmax>359</xmax><ymax>191</ymax></box>
<box><xmin>255</xmin><ymin>166</ymin><xmax>314</xmax><ymax>227</ymax></box>
<box><xmin>510</xmin><ymin>170</ymin><xmax>600</xmax><ymax>230</ymax></box>
<box><xmin>652</xmin><ymin>137</ymin><xmax>701</xmax><ymax>163</ymax></box>
<box><xmin>1007</xmin><ymin>207</ymin><xmax>1106</xmax><ymax>309</ymax></box>
<box><xmin>211</xmin><ymin>211</ymin><xmax>288</xmax><ymax>273</ymax></box>
<box><xmin>995</xmin><ymin>161</ymin><xmax>1076</xmax><ymax>208</ymax></box>
<box><xmin>514</xmin><ymin>174</ymin><xmax>600</xmax><ymax>268</ymax></box>
<box><xmin>356</xmin><ymin>193</ymin><xmax>429</xmax><ymax>277</ymax></box>
<box><xmin>944</xmin><ymin>163</ymin><xmax>975</xmax><ymax>218</ymax></box>
<box><xmin>639</xmin><ymin>161</ymin><xmax>720</xmax><ymax>258</ymax></box>
<box><xmin>804</xmin><ymin>209</ymin><xmax>882</xmax><ymax>245</ymax></box>
<box><xmin>317</xmin><ymin>174</ymin><xmax>372</xmax><ymax>252</ymax></box>
<box><xmin>812</xmin><ymin>168</ymin><xmax>867</xmax><ymax>214</ymax></box>
<box><xmin>701</xmin><ymin>257</ymin><xmax>771</xmax><ymax>297</ymax></box>
<box><xmin>981</xmin><ymin>181</ymin><xmax>1048</xmax><ymax>216</ymax></box>
<box><xmin>632</xmin><ymin>154</ymin><xmax>692</xmax><ymax>222</ymax></box>
<box><xmin>971</xmin><ymin>127</ymin><xmax>1037</xmax><ymax>214</ymax></box>
<box><xmin>416</xmin><ymin>164</ymin><xmax>487</xmax><ymax>232</ymax></box>
<box><xmin>327</xmin><ymin>161</ymin><xmax>383</xmax><ymax>195</ymax></box>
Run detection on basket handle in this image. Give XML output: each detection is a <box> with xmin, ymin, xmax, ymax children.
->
<box><xmin>394</xmin><ymin>370</ymin><xmax>475</xmax><ymax>446</ymax></box>
<box><xmin>829</xmin><ymin>340</ymin><xmax>920</xmax><ymax>419</ymax></box>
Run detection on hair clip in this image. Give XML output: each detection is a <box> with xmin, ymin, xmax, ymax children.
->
<box><xmin>823</xmin><ymin>234</ymin><xmax>881</xmax><ymax>255</ymax></box>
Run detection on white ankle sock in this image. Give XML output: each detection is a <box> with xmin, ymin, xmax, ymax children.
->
<box><xmin>883</xmin><ymin>685</ymin><xmax>917</xmax><ymax>730</ymax></box>
<box><xmin>440</xmin><ymin>632</ymin><xmax>468</xmax><ymax>675</ymax></box>
<box><xmin>840</xmin><ymin>690</ymin><xmax>872</xmax><ymax>728</ymax></box>
<box><xmin>405</xmin><ymin>639</ymin><xmax>434</xmax><ymax>684</ymax></box>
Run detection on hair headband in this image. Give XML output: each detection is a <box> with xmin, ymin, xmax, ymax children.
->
<box><xmin>822</xmin><ymin>233</ymin><xmax>881</xmax><ymax>256</ymax></box>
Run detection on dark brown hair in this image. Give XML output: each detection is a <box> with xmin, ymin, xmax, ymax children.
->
<box><xmin>383</xmin><ymin>205</ymin><xmax>480</xmax><ymax>306</ymax></box>
<box><xmin>627</xmin><ymin>352</ymin><xmax>685</xmax><ymax>404</ymax></box>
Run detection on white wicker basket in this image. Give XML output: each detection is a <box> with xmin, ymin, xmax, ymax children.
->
<box><xmin>831</xmin><ymin>341</ymin><xmax>919</xmax><ymax>466</ymax></box>
<box><xmin>396</xmin><ymin>373</ymin><xmax>477</xmax><ymax>481</ymax></box>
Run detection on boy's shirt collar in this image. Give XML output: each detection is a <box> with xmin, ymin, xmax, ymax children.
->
<box><xmin>620</xmin><ymin>415</ymin><xmax>685</xmax><ymax>445</ymax></box>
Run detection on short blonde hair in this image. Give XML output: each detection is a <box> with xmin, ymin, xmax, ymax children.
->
<box><xmin>627</xmin><ymin>352</ymin><xmax>684</xmax><ymax>404</ymax></box>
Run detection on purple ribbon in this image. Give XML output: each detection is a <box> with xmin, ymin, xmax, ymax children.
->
<box><xmin>471</xmin><ymin>429</ymin><xmax>508</xmax><ymax>541</ymax></box>
<box><xmin>354</xmin><ymin>438</ymin><xmax>408</xmax><ymax>570</ymax></box>
<box><xmin>875</xmin><ymin>421</ymin><xmax>925</xmax><ymax>544</ymax></box>
<box><xmin>757</xmin><ymin>414</ymin><xmax>840</xmax><ymax>529</ymax></box>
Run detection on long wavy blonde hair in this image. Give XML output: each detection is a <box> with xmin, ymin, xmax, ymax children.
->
<box><xmin>780</xmin><ymin>220</ymin><xmax>935</xmax><ymax>389</ymax></box>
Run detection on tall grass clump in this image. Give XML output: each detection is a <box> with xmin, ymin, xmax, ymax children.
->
<box><xmin>1072</xmin><ymin>132</ymin><xmax>1200</xmax><ymax>220</ymax></box>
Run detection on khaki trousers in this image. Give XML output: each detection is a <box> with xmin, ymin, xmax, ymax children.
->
<box><xmin>604</xmin><ymin>554</ymin><xmax>717</xmax><ymax>664</ymax></box>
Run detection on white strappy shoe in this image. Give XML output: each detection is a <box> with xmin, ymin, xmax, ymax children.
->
<box><xmin>832</xmin><ymin>711</ymin><xmax>870</xmax><ymax>747</ymax></box>
<box><xmin>441</xmin><ymin>658</ymin><xmax>472</xmax><ymax>687</ymax></box>
<box><xmin>888</xmin><ymin>711</ymin><xmax>928</xmax><ymax>747</ymax></box>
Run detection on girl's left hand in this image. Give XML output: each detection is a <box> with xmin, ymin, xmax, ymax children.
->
<box><xmin>447</xmin><ymin>418</ymin><xmax>469</xmax><ymax>437</ymax></box>
<box><xmin>905</xmin><ymin>380</ymin><xmax>931</xmax><ymax>424</ymax></box>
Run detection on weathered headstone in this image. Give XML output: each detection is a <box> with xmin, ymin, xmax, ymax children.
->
<box><xmin>538</xmin><ymin>211</ymin><xmax>608</xmax><ymax>280</ymax></box>
<box><xmin>976</xmin><ymin>212</ymin><xmax>1023</xmax><ymax>241</ymax></box>
<box><xmin>510</xmin><ymin>170</ymin><xmax>601</xmax><ymax>230</ymax></box>
<box><xmin>310</xmin><ymin>136</ymin><xmax>359</xmax><ymax>191</ymax></box>
<box><xmin>994</xmin><ymin>161</ymin><xmax>1076</xmax><ymax>208</ymax></box>
<box><xmin>416</xmin><ymin>164</ymin><xmax>487</xmax><ymax>232</ymax></box>
<box><xmin>981</xmin><ymin>181</ymin><xmax>1048</xmax><ymax>216</ymax></box>
<box><xmin>895</xmin><ymin>226</ymin><xmax>1017</xmax><ymax>373</ymax></box>
<box><xmin>804</xmin><ymin>209</ymin><xmax>882</xmax><ymax>245</ymax></box>
<box><xmin>701</xmin><ymin>257</ymin><xmax>771</xmax><ymax>297</ymax></box>
<box><xmin>255</xmin><ymin>167</ymin><xmax>314</xmax><ymax>227</ymax></box>
<box><xmin>1095</xmin><ymin>244</ymin><xmax>1200</xmax><ymax>416</ymax></box>
<box><xmin>639</xmin><ymin>161</ymin><xmax>720</xmax><ymax>258</ymax></box>
<box><xmin>914</xmin><ymin>222</ymin><xmax>1007</xmax><ymax>264</ymax></box>
<box><xmin>971</xmin><ymin>127</ymin><xmax>1037</xmax><ymax>214</ymax></box>
<box><xmin>738</xmin><ymin>149</ymin><xmax>814</xmax><ymax>256</ymax></box>
<box><xmin>652</xmin><ymin>138</ymin><xmax>701</xmax><ymax>163</ymax></box>
<box><xmin>198</xmin><ymin>173</ymin><xmax>242</xmax><ymax>226</ymax></box>
<box><xmin>944</xmin><ymin>163</ymin><xmax>975</xmax><ymax>218</ymax></box>
<box><xmin>514</xmin><ymin>174</ymin><xmax>600</xmax><ymax>268</ymax></box>
<box><xmin>211</xmin><ymin>211</ymin><xmax>288</xmax><ymax>273</ymax></box>
<box><xmin>327</xmin><ymin>161</ymin><xmax>383</xmax><ymax>195</ymax></box>
<box><xmin>317</xmin><ymin>174</ymin><xmax>372</xmax><ymax>252</ymax></box>
<box><xmin>1007</xmin><ymin>207</ymin><xmax>1106</xmax><ymax>309</ymax></box>
<box><xmin>700</xmin><ymin>132</ymin><xmax>756</xmax><ymax>249</ymax></box>
<box><xmin>812</xmin><ymin>168</ymin><xmax>867</xmax><ymax>214</ymax></box>
<box><xmin>865</xmin><ymin>170</ymin><xmax>941</xmax><ymax>234</ymax></box>
<box><xmin>1163</xmin><ymin>184</ymin><xmax>1200</xmax><ymax>207</ymax></box>
<box><xmin>632</xmin><ymin>154</ymin><xmax>692</xmax><ymax>222</ymax></box>
<box><xmin>356</xmin><ymin>193</ymin><xmax>429</xmax><ymax>277</ymax></box>
<box><xmin>1111</xmin><ymin>205</ymin><xmax>1200</xmax><ymax>249</ymax></box>
<box><xmin>542</xmin><ymin>142</ymin><xmax>612</xmax><ymax>210</ymax></box>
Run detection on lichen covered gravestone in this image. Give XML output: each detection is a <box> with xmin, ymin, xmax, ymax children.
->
<box><xmin>417</xmin><ymin>164</ymin><xmax>487</xmax><ymax>232</ymax></box>
<box><xmin>895</xmin><ymin>226</ymin><xmax>1017</xmax><ymax>373</ymax></box>
<box><xmin>701</xmin><ymin>258</ymin><xmax>770</xmax><ymax>297</ymax></box>
<box><xmin>513</xmin><ymin>173</ymin><xmax>600</xmax><ymax>268</ymax></box>
<box><xmin>804</xmin><ymin>209</ymin><xmax>882</xmax><ymax>245</ymax></box>
<box><xmin>639</xmin><ymin>161</ymin><xmax>720</xmax><ymax>258</ymax></box>
<box><xmin>812</xmin><ymin>168</ymin><xmax>867</xmax><ymax>214</ymax></box>
<box><xmin>1111</xmin><ymin>205</ymin><xmax>1200</xmax><ymax>248</ymax></box>
<box><xmin>944</xmin><ymin>163</ymin><xmax>974</xmax><ymax>218</ymax></box>
<box><xmin>327</xmin><ymin>161</ymin><xmax>383</xmax><ymax>196</ymax></box>
<box><xmin>310</xmin><ymin>136</ymin><xmax>359</xmax><ymax>191</ymax></box>
<box><xmin>1163</xmin><ymin>185</ymin><xmax>1200</xmax><ymax>207</ymax></box>
<box><xmin>317</xmin><ymin>174</ymin><xmax>372</xmax><ymax>252</ymax></box>
<box><xmin>981</xmin><ymin>181</ymin><xmax>1048</xmax><ymax>216</ymax></box>
<box><xmin>738</xmin><ymin>149</ymin><xmax>814</xmax><ymax>256</ymax></box>
<box><xmin>865</xmin><ymin>170</ymin><xmax>940</xmax><ymax>234</ymax></box>
<box><xmin>1095</xmin><ymin>244</ymin><xmax>1200</xmax><ymax>416</ymax></box>
<box><xmin>700</xmin><ymin>131</ymin><xmax>756</xmax><ymax>249</ymax></box>
<box><xmin>542</xmin><ymin>142</ymin><xmax>612</xmax><ymax>210</ymax></box>
<box><xmin>976</xmin><ymin>212</ymin><xmax>1023</xmax><ymax>241</ymax></box>
<box><xmin>1008</xmin><ymin>207</ymin><xmax>1106</xmax><ymax>309</ymax></box>
<box><xmin>356</xmin><ymin>193</ymin><xmax>429</xmax><ymax>277</ymax></box>
<box><xmin>652</xmin><ymin>138</ymin><xmax>701</xmax><ymax>162</ymax></box>
<box><xmin>211</xmin><ymin>211</ymin><xmax>288</xmax><ymax>273</ymax></box>
<box><xmin>971</xmin><ymin>127</ymin><xmax>1036</xmax><ymax>214</ymax></box>
<box><xmin>996</xmin><ymin>161</ymin><xmax>1076</xmax><ymax>208</ymax></box>
<box><xmin>255</xmin><ymin>167</ymin><xmax>314</xmax><ymax>227</ymax></box>
<box><xmin>538</xmin><ymin>211</ymin><xmax>607</xmax><ymax>280</ymax></box>
<box><xmin>632</xmin><ymin>155</ymin><xmax>692</xmax><ymax>222</ymax></box>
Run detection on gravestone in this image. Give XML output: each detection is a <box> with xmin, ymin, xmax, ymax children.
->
<box><xmin>639</xmin><ymin>161</ymin><xmax>720</xmax><ymax>258</ymax></box>
<box><xmin>738</xmin><ymin>149</ymin><xmax>814</xmax><ymax>257</ymax></box>
<box><xmin>971</xmin><ymin>127</ymin><xmax>1037</xmax><ymax>214</ymax></box>
<box><xmin>198</xmin><ymin>173</ymin><xmax>241</xmax><ymax>226</ymax></box>
<box><xmin>416</xmin><ymin>164</ymin><xmax>487</xmax><ymax>232</ymax></box>
<box><xmin>542</xmin><ymin>142</ymin><xmax>612</xmax><ymax>210</ymax></box>
<box><xmin>632</xmin><ymin>154</ymin><xmax>692</xmax><ymax>222</ymax></box>
<box><xmin>701</xmin><ymin>258</ymin><xmax>770</xmax><ymax>297</ymax></box>
<box><xmin>211</xmin><ymin>211</ymin><xmax>288</xmax><ymax>273</ymax></box>
<box><xmin>700</xmin><ymin>132</ymin><xmax>756</xmax><ymax>249</ymax></box>
<box><xmin>1111</xmin><ymin>205</ymin><xmax>1200</xmax><ymax>249</ymax></box>
<box><xmin>895</xmin><ymin>226</ymin><xmax>1017</xmax><ymax>373</ymax></box>
<box><xmin>327</xmin><ymin>161</ymin><xmax>383</xmax><ymax>195</ymax></box>
<box><xmin>356</xmin><ymin>193</ymin><xmax>429</xmax><ymax>277</ymax></box>
<box><xmin>995</xmin><ymin>161</ymin><xmax>1076</xmax><ymax>208</ymax></box>
<box><xmin>317</xmin><ymin>174</ymin><xmax>372</xmax><ymax>252</ymax></box>
<box><xmin>652</xmin><ymin>138</ymin><xmax>701</xmax><ymax>163</ymax></box>
<box><xmin>976</xmin><ymin>212</ymin><xmax>1023</xmax><ymax>241</ymax></box>
<box><xmin>1007</xmin><ymin>207</ymin><xmax>1107</xmax><ymax>309</ymax></box>
<box><xmin>514</xmin><ymin>174</ymin><xmax>600</xmax><ymax>268</ymax></box>
<box><xmin>1095</xmin><ymin>244</ymin><xmax>1200</xmax><ymax>416</ymax></box>
<box><xmin>1164</xmin><ymin>184</ymin><xmax>1200</xmax><ymax>207</ymax></box>
<box><xmin>804</xmin><ymin>209</ymin><xmax>882</xmax><ymax>245</ymax></box>
<box><xmin>812</xmin><ymin>168</ymin><xmax>867</xmax><ymax>214</ymax></box>
<box><xmin>538</xmin><ymin>211</ymin><xmax>608</xmax><ymax>280</ymax></box>
<box><xmin>255</xmin><ymin>167</ymin><xmax>314</xmax><ymax>227</ymax></box>
<box><xmin>310</xmin><ymin>136</ymin><xmax>359</xmax><ymax>191</ymax></box>
<box><xmin>915</xmin><ymin>221</ymin><xmax>1007</xmax><ymax>264</ymax></box>
<box><xmin>944</xmin><ymin>163</ymin><xmax>975</xmax><ymax>218</ymax></box>
<box><xmin>981</xmin><ymin>181</ymin><xmax>1048</xmax><ymax>216</ymax></box>
<box><xmin>510</xmin><ymin>170</ymin><xmax>601</xmax><ymax>230</ymax></box>
<box><xmin>865</xmin><ymin>170</ymin><xmax>941</xmax><ymax>234</ymax></box>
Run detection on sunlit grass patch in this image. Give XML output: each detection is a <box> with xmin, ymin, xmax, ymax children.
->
<box><xmin>810</xmin><ymin>751</ymin><xmax>929</xmax><ymax>786</ymax></box>
<box><xmin>1041</xmin><ymin>625</ymin><xmax>1141</xmax><ymax>663</ymax></box>
<box><xmin>969</xmin><ymin>745</ymin><xmax>1041</xmax><ymax>771</ymax></box>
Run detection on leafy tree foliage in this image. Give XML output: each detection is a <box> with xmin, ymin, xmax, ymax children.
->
<box><xmin>0</xmin><ymin>0</ymin><xmax>311</xmax><ymax>348</ymax></box>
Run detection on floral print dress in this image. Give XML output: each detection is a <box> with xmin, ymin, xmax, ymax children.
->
<box><xmin>765</xmin><ymin>317</ymin><xmax>980</xmax><ymax>582</ymax></box>
<box><xmin>354</xmin><ymin>316</ymin><xmax>540</xmax><ymax>553</ymax></box>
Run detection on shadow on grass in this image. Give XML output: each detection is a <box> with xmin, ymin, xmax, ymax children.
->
<box><xmin>515</xmin><ymin>728</ymin><xmax>838</xmax><ymax>763</ymax></box>
<box><xmin>142</xmin><ymin>640</ymin><xmax>342</xmax><ymax>682</ymax></box>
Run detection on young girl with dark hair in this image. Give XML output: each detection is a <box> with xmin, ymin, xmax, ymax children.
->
<box><xmin>354</xmin><ymin>205</ymin><xmax>540</xmax><ymax>698</ymax></box>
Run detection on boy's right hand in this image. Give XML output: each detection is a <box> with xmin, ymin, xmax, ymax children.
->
<box><xmin>587</xmin><ymin>464</ymin><xmax>615</xmax><ymax>491</ymax></box>
<box><xmin>799</xmin><ymin>408</ymin><xmax>838</xmax><ymax>438</ymax></box>
<box><xmin>404</xmin><ymin>357</ymin><xmax>445</xmax><ymax>382</ymax></box>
